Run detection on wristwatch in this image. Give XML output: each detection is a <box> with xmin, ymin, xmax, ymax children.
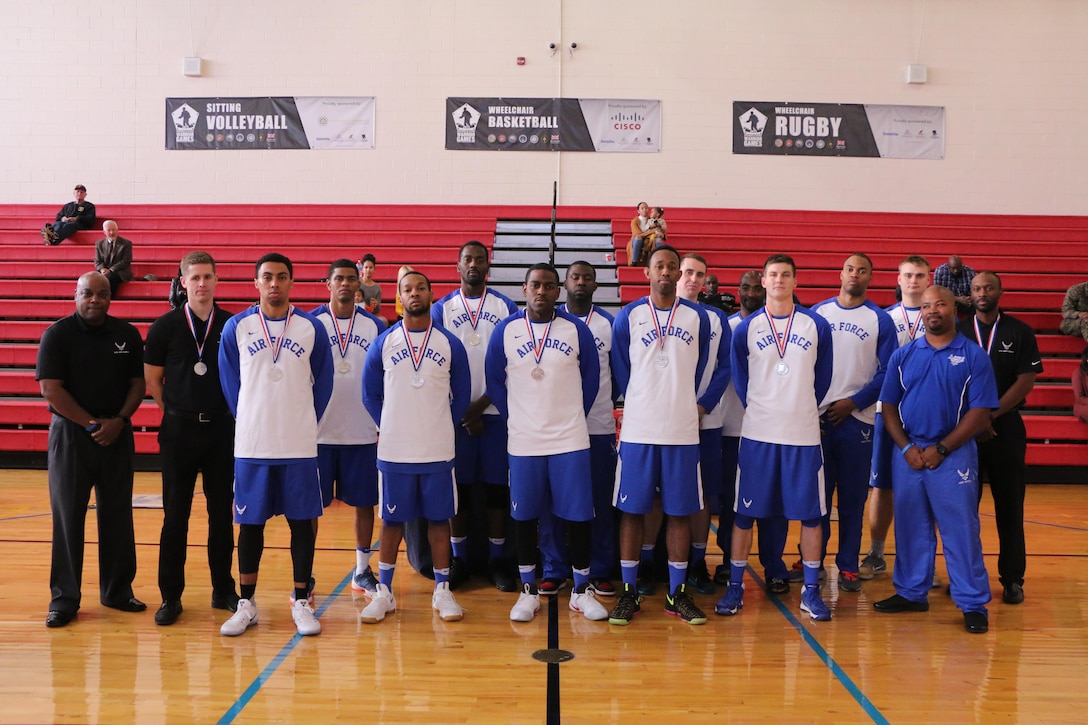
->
<box><xmin>935</xmin><ymin>443</ymin><xmax>949</xmax><ymax>456</ymax></box>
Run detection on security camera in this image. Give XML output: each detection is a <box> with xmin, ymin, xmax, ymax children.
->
<box><xmin>569</xmin><ymin>42</ymin><xmax>578</xmax><ymax>50</ymax></box>
<box><xmin>548</xmin><ymin>42</ymin><xmax>556</xmax><ymax>50</ymax></box>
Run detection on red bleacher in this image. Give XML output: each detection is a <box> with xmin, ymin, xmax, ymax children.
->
<box><xmin>1</xmin><ymin>204</ymin><xmax>1085</xmax><ymax>474</ymax></box>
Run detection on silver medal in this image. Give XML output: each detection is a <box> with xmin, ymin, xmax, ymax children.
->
<box><xmin>654</xmin><ymin>352</ymin><xmax>669</xmax><ymax>368</ymax></box>
<box><xmin>531</xmin><ymin>366</ymin><xmax>545</xmax><ymax>381</ymax></box>
<box><xmin>269</xmin><ymin>367</ymin><xmax>284</xmax><ymax>382</ymax></box>
<box><xmin>193</xmin><ymin>361</ymin><xmax>208</xmax><ymax>376</ymax></box>
<box><xmin>775</xmin><ymin>361</ymin><xmax>790</xmax><ymax>376</ymax></box>
<box><xmin>411</xmin><ymin>374</ymin><xmax>425</xmax><ymax>389</ymax></box>
<box><xmin>469</xmin><ymin>332</ymin><xmax>482</xmax><ymax>346</ymax></box>
<box><xmin>337</xmin><ymin>360</ymin><xmax>351</xmax><ymax>374</ymax></box>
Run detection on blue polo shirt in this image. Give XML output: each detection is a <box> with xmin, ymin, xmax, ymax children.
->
<box><xmin>879</xmin><ymin>332</ymin><xmax>999</xmax><ymax>447</ymax></box>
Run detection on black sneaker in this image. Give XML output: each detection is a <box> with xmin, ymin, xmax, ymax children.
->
<box><xmin>767</xmin><ymin>577</ymin><xmax>790</xmax><ymax>595</ymax></box>
<box><xmin>636</xmin><ymin>560</ymin><xmax>657</xmax><ymax>596</ymax></box>
<box><xmin>488</xmin><ymin>557</ymin><xmax>518</xmax><ymax>593</ymax></box>
<box><xmin>686</xmin><ymin>560</ymin><xmax>716</xmax><ymax>595</ymax></box>
<box><xmin>449</xmin><ymin>556</ymin><xmax>471</xmax><ymax>591</ymax></box>
<box><xmin>665</xmin><ymin>584</ymin><xmax>707</xmax><ymax>625</ymax></box>
<box><xmin>713</xmin><ymin>564</ymin><xmax>730</xmax><ymax>586</ymax></box>
<box><xmin>608</xmin><ymin>585</ymin><xmax>642</xmax><ymax>626</ymax></box>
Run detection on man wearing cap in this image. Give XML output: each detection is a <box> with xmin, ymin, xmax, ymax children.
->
<box><xmin>43</xmin><ymin>185</ymin><xmax>97</xmax><ymax>245</ymax></box>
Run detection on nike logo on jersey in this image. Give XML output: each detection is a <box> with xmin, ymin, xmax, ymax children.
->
<box><xmin>247</xmin><ymin>330</ymin><xmax>259</xmax><ymax>335</ymax></box>
<box><xmin>742</xmin><ymin>498</ymin><xmax>753</xmax><ymax>508</ymax></box>
<box><xmin>513</xmin><ymin>334</ymin><xmax>524</xmax><ymax>340</ymax></box>
<box><xmin>235</xmin><ymin>504</ymin><xmax>247</xmax><ymax>515</ymax></box>
<box><xmin>386</xmin><ymin>504</ymin><xmax>398</xmax><ymax>514</ymax></box>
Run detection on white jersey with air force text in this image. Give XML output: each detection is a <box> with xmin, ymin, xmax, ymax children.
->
<box><xmin>219</xmin><ymin>305</ymin><xmax>334</xmax><ymax>461</ymax></box>
<box><xmin>811</xmin><ymin>298</ymin><xmax>898</xmax><ymax>426</ymax></box>
<box><xmin>612</xmin><ymin>297</ymin><xmax>710</xmax><ymax>446</ymax></box>
<box><xmin>432</xmin><ymin>288</ymin><xmax>518</xmax><ymax>416</ymax></box>
<box><xmin>731</xmin><ymin>305</ymin><xmax>833</xmax><ymax>447</ymax></box>
<box><xmin>311</xmin><ymin>304</ymin><xmax>386</xmax><ymax>445</ymax></box>
<box><xmin>562</xmin><ymin>303</ymin><xmax>616</xmax><ymax>436</ymax></box>
<box><xmin>485</xmin><ymin>310</ymin><xmax>598</xmax><ymax>457</ymax></box>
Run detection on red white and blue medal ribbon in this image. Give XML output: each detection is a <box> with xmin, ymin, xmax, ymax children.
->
<box><xmin>525</xmin><ymin>313</ymin><xmax>554</xmax><ymax>380</ymax></box>
<box><xmin>973</xmin><ymin>313</ymin><xmax>1001</xmax><ymax>354</ymax></box>
<box><xmin>764</xmin><ymin>306</ymin><xmax>796</xmax><ymax>375</ymax></box>
<box><xmin>184</xmin><ymin>303</ymin><xmax>214</xmax><ymax>375</ymax></box>
<box><xmin>647</xmin><ymin>298</ymin><xmax>679</xmax><ymax>367</ymax></box>
<box><xmin>459</xmin><ymin>289</ymin><xmax>486</xmax><ymax>345</ymax></box>
<box><xmin>401</xmin><ymin>320</ymin><xmax>433</xmax><ymax>387</ymax></box>
<box><xmin>331</xmin><ymin>308</ymin><xmax>357</xmax><ymax>372</ymax></box>
<box><xmin>258</xmin><ymin>305</ymin><xmax>294</xmax><ymax>379</ymax></box>
<box><xmin>901</xmin><ymin>305</ymin><xmax>923</xmax><ymax>339</ymax></box>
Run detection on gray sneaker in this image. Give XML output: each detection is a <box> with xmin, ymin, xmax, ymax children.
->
<box><xmin>858</xmin><ymin>553</ymin><xmax>887</xmax><ymax>580</ymax></box>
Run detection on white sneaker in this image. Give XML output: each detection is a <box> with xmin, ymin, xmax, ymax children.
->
<box><xmin>359</xmin><ymin>583</ymin><xmax>396</xmax><ymax>624</ymax></box>
<box><xmin>431</xmin><ymin>582</ymin><xmax>464</xmax><ymax>622</ymax></box>
<box><xmin>510</xmin><ymin>584</ymin><xmax>540</xmax><ymax>622</ymax></box>
<box><xmin>291</xmin><ymin>599</ymin><xmax>321</xmax><ymax>636</ymax></box>
<box><xmin>569</xmin><ymin>589</ymin><xmax>609</xmax><ymax>621</ymax></box>
<box><xmin>220</xmin><ymin>598</ymin><xmax>258</xmax><ymax>636</ymax></box>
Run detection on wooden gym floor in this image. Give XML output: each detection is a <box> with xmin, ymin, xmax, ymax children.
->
<box><xmin>0</xmin><ymin>470</ymin><xmax>1085</xmax><ymax>724</ymax></box>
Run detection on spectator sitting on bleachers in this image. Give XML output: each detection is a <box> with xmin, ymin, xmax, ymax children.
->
<box><xmin>357</xmin><ymin>253</ymin><xmax>382</xmax><ymax>315</ymax></box>
<box><xmin>933</xmin><ymin>255</ymin><xmax>976</xmax><ymax>315</ymax></box>
<box><xmin>626</xmin><ymin>201</ymin><xmax>653</xmax><ymax>266</ymax></box>
<box><xmin>42</xmin><ymin>184</ymin><xmax>96</xmax><ymax>245</ymax></box>
<box><xmin>94</xmin><ymin>220</ymin><xmax>133</xmax><ymax>299</ymax></box>
<box><xmin>647</xmin><ymin>207</ymin><xmax>668</xmax><ymax>246</ymax></box>
<box><xmin>1074</xmin><ymin>345</ymin><xmax>1088</xmax><ymax>424</ymax></box>
<box><xmin>1059</xmin><ymin>280</ymin><xmax>1088</xmax><ymax>342</ymax></box>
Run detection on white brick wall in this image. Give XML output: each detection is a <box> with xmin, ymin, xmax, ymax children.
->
<box><xmin>1</xmin><ymin>0</ymin><xmax>1086</xmax><ymax>214</ymax></box>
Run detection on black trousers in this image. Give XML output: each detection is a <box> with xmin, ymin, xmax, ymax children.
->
<box><xmin>48</xmin><ymin>415</ymin><xmax>137</xmax><ymax>614</ymax></box>
<box><xmin>977</xmin><ymin>411</ymin><xmax>1027</xmax><ymax>586</ymax></box>
<box><xmin>157</xmin><ymin>412</ymin><xmax>237</xmax><ymax>601</ymax></box>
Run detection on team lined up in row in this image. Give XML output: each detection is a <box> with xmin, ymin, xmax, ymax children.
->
<box><xmin>39</xmin><ymin>241</ymin><xmax>1035</xmax><ymax>638</ymax></box>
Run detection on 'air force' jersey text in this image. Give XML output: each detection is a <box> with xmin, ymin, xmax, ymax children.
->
<box><xmin>311</xmin><ymin>303</ymin><xmax>386</xmax><ymax>445</ymax></box>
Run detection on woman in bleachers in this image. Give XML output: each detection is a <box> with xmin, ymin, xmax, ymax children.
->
<box><xmin>1073</xmin><ymin>345</ymin><xmax>1088</xmax><ymax>424</ymax></box>
<box><xmin>626</xmin><ymin>201</ymin><xmax>653</xmax><ymax>266</ymax></box>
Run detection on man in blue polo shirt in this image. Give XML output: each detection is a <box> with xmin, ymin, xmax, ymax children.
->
<box><xmin>873</xmin><ymin>286</ymin><xmax>999</xmax><ymax>634</ymax></box>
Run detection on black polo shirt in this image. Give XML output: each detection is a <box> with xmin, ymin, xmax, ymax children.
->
<box><xmin>36</xmin><ymin>313</ymin><xmax>143</xmax><ymax>417</ymax></box>
<box><xmin>957</xmin><ymin>311</ymin><xmax>1043</xmax><ymax>409</ymax></box>
<box><xmin>144</xmin><ymin>303</ymin><xmax>231</xmax><ymax>416</ymax></box>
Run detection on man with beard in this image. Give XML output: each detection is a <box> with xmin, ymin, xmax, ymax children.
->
<box><xmin>957</xmin><ymin>271</ymin><xmax>1041</xmax><ymax>605</ymax></box>
<box><xmin>874</xmin><ymin>286</ymin><xmax>998</xmax><ymax>634</ymax></box>
<box><xmin>360</xmin><ymin>271</ymin><xmax>471</xmax><ymax>624</ymax></box>
<box><xmin>810</xmin><ymin>254</ymin><xmax>897</xmax><ymax>593</ymax></box>
<box><xmin>431</xmin><ymin>241</ymin><xmax>519</xmax><ymax>590</ymax></box>
<box><xmin>485</xmin><ymin>264</ymin><xmax>603</xmax><ymax>622</ymax></box>
<box><xmin>609</xmin><ymin>245</ymin><xmax>712</xmax><ymax>626</ymax></box>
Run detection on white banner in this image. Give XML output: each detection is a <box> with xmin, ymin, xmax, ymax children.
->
<box><xmin>578</xmin><ymin>99</ymin><xmax>661</xmax><ymax>152</ymax></box>
<box><xmin>294</xmin><ymin>96</ymin><xmax>376</xmax><ymax>150</ymax></box>
<box><xmin>864</xmin><ymin>104</ymin><xmax>944</xmax><ymax>160</ymax></box>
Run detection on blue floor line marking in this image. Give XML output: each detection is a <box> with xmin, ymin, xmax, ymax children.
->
<box><xmin>710</xmin><ymin>520</ymin><xmax>888</xmax><ymax>723</ymax></box>
<box><xmin>746</xmin><ymin>567</ymin><xmax>890</xmax><ymax>725</ymax></box>
<box><xmin>217</xmin><ymin>571</ymin><xmax>351</xmax><ymax>724</ymax></box>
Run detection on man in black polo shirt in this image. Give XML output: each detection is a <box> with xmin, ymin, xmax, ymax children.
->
<box><xmin>957</xmin><ymin>271</ymin><xmax>1042</xmax><ymax>605</ymax></box>
<box><xmin>144</xmin><ymin>251</ymin><xmax>239</xmax><ymax>625</ymax></box>
<box><xmin>36</xmin><ymin>271</ymin><xmax>146</xmax><ymax>628</ymax></box>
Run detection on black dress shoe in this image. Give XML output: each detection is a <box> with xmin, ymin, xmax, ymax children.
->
<box><xmin>873</xmin><ymin>593</ymin><xmax>930</xmax><ymax>613</ymax></box>
<box><xmin>155</xmin><ymin>600</ymin><xmax>183</xmax><ymax>625</ymax></box>
<box><xmin>46</xmin><ymin>610</ymin><xmax>75</xmax><ymax>628</ymax></box>
<box><xmin>1002</xmin><ymin>583</ymin><xmax>1025</xmax><ymax>605</ymax></box>
<box><xmin>105</xmin><ymin>596</ymin><xmax>147</xmax><ymax>612</ymax></box>
<box><xmin>211</xmin><ymin>591</ymin><xmax>240</xmax><ymax>612</ymax></box>
<box><xmin>964</xmin><ymin>610</ymin><xmax>989</xmax><ymax>634</ymax></box>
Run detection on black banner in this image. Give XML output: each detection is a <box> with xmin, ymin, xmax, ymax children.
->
<box><xmin>733</xmin><ymin>101</ymin><xmax>880</xmax><ymax>157</ymax></box>
<box><xmin>446</xmin><ymin>98</ymin><xmax>595</xmax><ymax>151</ymax></box>
<box><xmin>167</xmin><ymin>97</ymin><xmax>309</xmax><ymax>150</ymax></box>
